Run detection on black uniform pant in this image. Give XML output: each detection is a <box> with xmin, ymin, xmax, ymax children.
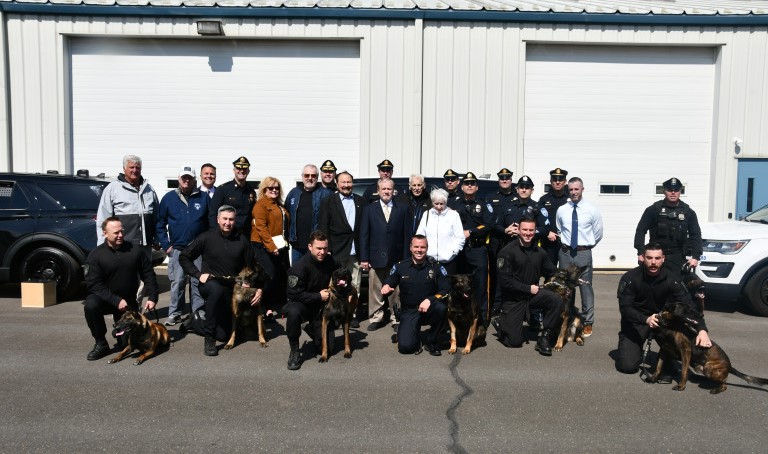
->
<box><xmin>284</xmin><ymin>300</ymin><xmax>324</xmax><ymax>347</ymax></box>
<box><xmin>488</xmin><ymin>239</ymin><xmax>506</xmax><ymax>315</ymax></box>
<box><xmin>496</xmin><ymin>289</ymin><xmax>563</xmax><ymax>348</ymax></box>
<box><xmin>83</xmin><ymin>294</ymin><xmax>138</xmax><ymax>344</ymax></box>
<box><xmin>616</xmin><ymin>320</ymin><xmax>651</xmax><ymax>374</ymax></box>
<box><xmin>662</xmin><ymin>250</ymin><xmax>686</xmax><ymax>278</ymax></box>
<box><xmin>397</xmin><ymin>300</ymin><xmax>447</xmax><ymax>354</ymax></box>
<box><xmin>461</xmin><ymin>246</ymin><xmax>489</xmax><ymax>324</ymax></box>
<box><xmin>199</xmin><ymin>279</ymin><xmax>234</xmax><ymax>341</ymax></box>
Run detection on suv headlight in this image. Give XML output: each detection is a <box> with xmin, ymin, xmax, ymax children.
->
<box><xmin>701</xmin><ymin>240</ymin><xmax>749</xmax><ymax>254</ymax></box>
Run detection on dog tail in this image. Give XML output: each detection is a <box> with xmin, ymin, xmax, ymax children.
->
<box><xmin>730</xmin><ymin>367</ymin><xmax>768</xmax><ymax>386</ymax></box>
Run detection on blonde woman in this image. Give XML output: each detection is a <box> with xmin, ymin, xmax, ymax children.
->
<box><xmin>252</xmin><ymin>177</ymin><xmax>290</xmax><ymax>321</ymax></box>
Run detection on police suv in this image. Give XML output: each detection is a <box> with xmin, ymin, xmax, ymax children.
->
<box><xmin>697</xmin><ymin>204</ymin><xmax>768</xmax><ymax>316</ymax></box>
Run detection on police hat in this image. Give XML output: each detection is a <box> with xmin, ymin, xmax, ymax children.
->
<box><xmin>320</xmin><ymin>160</ymin><xmax>337</xmax><ymax>172</ymax></box>
<box><xmin>550</xmin><ymin>168</ymin><xmax>568</xmax><ymax>179</ymax></box>
<box><xmin>443</xmin><ymin>169</ymin><xmax>459</xmax><ymax>180</ymax></box>
<box><xmin>233</xmin><ymin>156</ymin><xmax>250</xmax><ymax>169</ymax></box>
<box><xmin>377</xmin><ymin>159</ymin><xmax>394</xmax><ymax>170</ymax></box>
<box><xmin>663</xmin><ymin>177</ymin><xmax>683</xmax><ymax>191</ymax></box>
<box><xmin>517</xmin><ymin>175</ymin><xmax>534</xmax><ymax>188</ymax></box>
<box><xmin>463</xmin><ymin>172</ymin><xmax>478</xmax><ymax>183</ymax></box>
<box><xmin>497</xmin><ymin>168</ymin><xmax>513</xmax><ymax>180</ymax></box>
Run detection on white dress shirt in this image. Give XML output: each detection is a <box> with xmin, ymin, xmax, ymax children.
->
<box><xmin>556</xmin><ymin>199</ymin><xmax>604</xmax><ymax>247</ymax></box>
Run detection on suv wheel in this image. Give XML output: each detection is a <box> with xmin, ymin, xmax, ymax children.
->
<box><xmin>20</xmin><ymin>247</ymin><xmax>80</xmax><ymax>299</ymax></box>
<box><xmin>745</xmin><ymin>267</ymin><xmax>768</xmax><ymax>317</ymax></box>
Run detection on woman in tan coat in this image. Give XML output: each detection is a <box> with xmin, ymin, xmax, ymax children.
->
<box><xmin>251</xmin><ymin>176</ymin><xmax>290</xmax><ymax>321</ymax></box>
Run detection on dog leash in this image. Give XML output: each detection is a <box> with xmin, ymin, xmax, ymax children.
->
<box><xmin>639</xmin><ymin>333</ymin><xmax>654</xmax><ymax>382</ymax></box>
<box><xmin>141</xmin><ymin>306</ymin><xmax>160</xmax><ymax>324</ymax></box>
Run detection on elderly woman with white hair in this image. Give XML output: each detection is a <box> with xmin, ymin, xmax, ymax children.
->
<box><xmin>416</xmin><ymin>188</ymin><xmax>465</xmax><ymax>274</ymax></box>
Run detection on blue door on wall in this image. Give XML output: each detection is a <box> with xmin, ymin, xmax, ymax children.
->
<box><xmin>736</xmin><ymin>158</ymin><xmax>768</xmax><ymax>219</ymax></box>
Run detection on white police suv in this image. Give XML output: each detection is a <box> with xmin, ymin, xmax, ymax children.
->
<box><xmin>697</xmin><ymin>204</ymin><xmax>768</xmax><ymax>316</ymax></box>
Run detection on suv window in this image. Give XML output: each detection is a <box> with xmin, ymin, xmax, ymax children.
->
<box><xmin>35</xmin><ymin>181</ymin><xmax>108</xmax><ymax>210</ymax></box>
<box><xmin>0</xmin><ymin>181</ymin><xmax>30</xmax><ymax>210</ymax></box>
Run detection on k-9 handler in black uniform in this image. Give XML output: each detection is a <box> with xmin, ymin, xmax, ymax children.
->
<box><xmin>83</xmin><ymin>216</ymin><xmax>159</xmax><ymax>361</ymax></box>
<box><xmin>180</xmin><ymin>205</ymin><xmax>265</xmax><ymax>357</ymax></box>
<box><xmin>616</xmin><ymin>243</ymin><xmax>711</xmax><ymax>375</ymax></box>
<box><xmin>634</xmin><ymin>177</ymin><xmax>702</xmax><ymax>276</ymax></box>
<box><xmin>284</xmin><ymin>230</ymin><xmax>341</xmax><ymax>370</ymax></box>
<box><xmin>382</xmin><ymin>235</ymin><xmax>450</xmax><ymax>356</ymax></box>
<box><xmin>455</xmin><ymin>171</ymin><xmax>494</xmax><ymax>326</ymax></box>
<box><xmin>538</xmin><ymin>167</ymin><xmax>570</xmax><ymax>267</ymax></box>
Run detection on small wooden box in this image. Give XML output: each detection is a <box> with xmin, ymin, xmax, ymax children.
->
<box><xmin>21</xmin><ymin>281</ymin><xmax>57</xmax><ymax>308</ymax></box>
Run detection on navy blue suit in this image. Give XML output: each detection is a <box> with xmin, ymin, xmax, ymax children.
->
<box><xmin>360</xmin><ymin>200</ymin><xmax>410</xmax><ymax>324</ymax></box>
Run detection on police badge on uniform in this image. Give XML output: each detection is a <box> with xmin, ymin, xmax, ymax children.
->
<box><xmin>497</xmin><ymin>258</ymin><xmax>505</xmax><ymax>270</ymax></box>
<box><xmin>474</xmin><ymin>203</ymin><xmax>482</xmax><ymax>214</ymax></box>
<box><xmin>428</xmin><ymin>269</ymin><xmax>435</xmax><ymax>279</ymax></box>
<box><xmin>288</xmin><ymin>275</ymin><xmax>299</xmax><ymax>288</ymax></box>
<box><xmin>679</xmin><ymin>213</ymin><xmax>685</xmax><ymax>220</ymax></box>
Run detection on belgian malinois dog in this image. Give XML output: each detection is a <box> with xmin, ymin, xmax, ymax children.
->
<box><xmin>225</xmin><ymin>264</ymin><xmax>271</xmax><ymax>350</ymax></box>
<box><xmin>320</xmin><ymin>268</ymin><xmax>359</xmax><ymax>362</ymax></box>
<box><xmin>446</xmin><ymin>274</ymin><xmax>485</xmax><ymax>355</ymax></box>
<box><xmin>109</xmin><ymin>311</ymin><xmax>170</xmax><ymax>365</ymax></box>
<box><xmin>542</xmin><ymin>265</ymin><xmax>589</xmax><ymax>352</ymax></box>
<box><xmin>653</xmin><ymin>302</ymin><xmax>768</xmax><ymax>394</ymax></box>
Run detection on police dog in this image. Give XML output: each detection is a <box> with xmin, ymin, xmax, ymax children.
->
<box><xmin>682</xmin><ymin>263</ymin><xmax>706</xmax><ymax>313</ymax></box>
<box><xmin>446</xmin><ymin>274</ymin><xmax>486</xmax><ymax>355</ymax></box>
<box><xmin>653</xmin><ymin>302</ymin><xmax>768</xmax><ymax>393</ymax></box>
<box><xmin>225</xmin><ymin>263</ymin><xmax>271</xmax><ymax>350</ymax></box>
<box><xmin>543</xmin><ymin>265</ymin><xmax>588</xmax><ymax>352</ymax></box>
<box><xmin>320</xmin><ymin>268</ymin><xmax>359</xmax><ymax>362</ymax></box>
<box><xmin>109</xmin><ymin>311</ymin><xmax>170</xmax><ymax>365</ymax></box>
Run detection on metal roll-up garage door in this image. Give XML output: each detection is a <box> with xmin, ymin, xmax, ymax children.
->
<box><xmin>70</xmin><ymin>38</ymin><xmax>360</xmax><ymax>195</ymax></box>
<box><xmin>524</xmin><ymin>44</ymin><xmax>715</xmax><ymax>268</ymax></box>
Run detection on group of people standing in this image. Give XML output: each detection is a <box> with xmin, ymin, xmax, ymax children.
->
<box><xmin>82</xmin><ymin>153</ymin><xmax>712</xmax><ymax>379</ymax></box>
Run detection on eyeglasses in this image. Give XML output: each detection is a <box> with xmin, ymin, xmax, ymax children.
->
<box><xmin>551</xmin><ymin>177</ymin><xmax>566</xmax><ymax>182</ymax></box>
<box><xmin>445</xmin><ymin>178</ymin><xmax>458</xmax><ymax>182</ymax></box>
<box><xmin>498</xmin><ymin>176</ymin><xmax>512</xmax><ymax>181</ymax></box>
<box><xmin>234</xmin><ymin>167</ymin><xmax>249</xmax><ymax>172</ymax></box>
<box><xmin>463</xmin><ymin>181</ymin><xmax>477</xmax><ymax>186</ymax></box>
<box><xmin>266</xmin><ymin>187</ymin><xmax>280</xmax><ymax>191</ymax></box>
<box><xmin>304</xmin><ymin>174</ymin><xmax>318</xmax><ymax>179</ymax></box>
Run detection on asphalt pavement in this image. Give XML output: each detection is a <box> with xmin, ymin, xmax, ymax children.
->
<box><xmin>1</xmin><ymin>273</ymin><xmax>766</xmax><ymax>453</ymax></box>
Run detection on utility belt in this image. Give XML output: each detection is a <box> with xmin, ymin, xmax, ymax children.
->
<box><xmin>464</xmin><ymin>236</ymin><xmax>488</xmax><ymax>249</ymax></box>
<box><xmin>561</xmin><ymin>245</ymin><xmax>593</xmax><ymax>253</ymax></box>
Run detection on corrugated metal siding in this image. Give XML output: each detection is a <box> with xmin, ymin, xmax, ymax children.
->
<box><xmin>421</xmin><ymin>22</ymin><xmax>768</xmax><ymax>221</ymax></box>
<box><xmin>4</xmin><ymin>15</ymin><xmax>420</xmax><ymax>177</ymax></box>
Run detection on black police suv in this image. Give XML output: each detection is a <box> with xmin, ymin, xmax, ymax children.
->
<box><xmin>0</xmin><ymin>172</ymin><xmax>111</xmax><ymax>298</ymax></box>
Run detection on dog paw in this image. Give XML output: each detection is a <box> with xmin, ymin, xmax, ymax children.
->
<box><xmin>672</xmin><ymin>384</ymin><xmax>686</xmax><ymax>391</ymax></box>
<box><xmin>575</xmin><ymin>339</ymin><xmax>584</xmax><ymax>346</ymax></box>
<box><xmin>448</xmin><ymin>348</ymin><xmax>457</xmax><ymax>354</ymax></box>
<box><xmin>259</xmin><ymin>342</ymin><xmax>268</xmax><ymax>348</ymax></box>
<box><xmin>553</xmin><ymin>346</ymin><xmax>563</xmax><ymax>352</ymax></box>
<box><xmin>107</xmin><ymin>359</ymin><xmax>117</xmax><ymax>364</ymax></box>
<box><xmin>223</xmin><ymin>344</ymin><xmax>234</xmax><ymax>350</ymax></box>
<box><xmin>344</xmin><ymin>352</ymin><xmax>352</xmax><ymax>359</ymax></box>
<box><xmin>461</xmin><ymin>348</ymin><xmax>471</xmax><ymax>355</ymax></box>
<box><xmin>133</xmin><ymin>360</ymin><xmax>143</xmax><ymax>366</ymax></box>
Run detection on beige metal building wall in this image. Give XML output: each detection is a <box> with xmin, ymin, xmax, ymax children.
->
<box><xmin>2</xmin><ymin>15</ymin><xmax>422</xmax><ymax>177</ymax></box>
<box><xmin>420</xmin><ymin>22</ymin><xmax>768</xmax><ymax>222</ymax></box>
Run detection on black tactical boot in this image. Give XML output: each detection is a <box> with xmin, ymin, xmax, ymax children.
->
<box><xmin>204</xmin><ymin>336</ymin><xmax>218</xmax><ymax>357</ymax></box>
<box><xmin>535</xmin><ymin>330</ymin><xmax>553</xmax><ymax>356</ymax></box>
<box><xmin>287</xmin><ymin>342</ymin><xmax>302</xmax><ymax>371</ymax></box>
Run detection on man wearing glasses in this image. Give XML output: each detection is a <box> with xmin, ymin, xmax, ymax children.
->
<box><xmin>634</xmin><ymin>177</ymin><xmax>702</xmax><ymax>277</ymax></box>
<box><xmin>443</xmin><ymin>169</ymin><xmax>463</xmax><ymax>208</ymax></box>
<box><xmin>286</xmin><ymin>164</ymin><xmax>332</xmax><ymax>263</ymax></box>
<box><xmin>539</xmin><ymin>168</ymin><xmax>570</xmax><ymax>267</ymax></box>
<box><xmin>208</xmin><ymin>156</ymin><xmax>256</xmax><ymax>237</ymax></box>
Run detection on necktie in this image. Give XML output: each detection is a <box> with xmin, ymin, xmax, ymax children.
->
<box><xmin>384</xmin><ymin>205</ymin><xmax>391</xmax><ymax>223</ymax></box>
<box><xmin>571</xmin><ymin>203</ymin><xmax>579</xmax><ymax>257</ymax></box>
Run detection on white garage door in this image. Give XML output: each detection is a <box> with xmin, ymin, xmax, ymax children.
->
<box><xmin>70</xmin><ymin>38</ymin><xmax>360</xmax><ymax>196</ymax></box>
<box><xmin>524</xmin><ymin>45</ymin><xmax>715</xmax><ymax>268</ymax></box>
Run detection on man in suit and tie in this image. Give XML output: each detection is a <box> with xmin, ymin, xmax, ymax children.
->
<box><xmin>360</xmin><ymin>178</ymin><xmax>410</xmax><ymax>331</ymax></box>
<box><xmin>318</xmin><ymin>171</ymin><xmax>365</xmax><ymax>328</ymax></box>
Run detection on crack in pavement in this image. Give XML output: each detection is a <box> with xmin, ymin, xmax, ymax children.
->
<box><xmin>446</xmin><ymin>353</ymin><xmax>473</xmax><ymax>454</ymax></box>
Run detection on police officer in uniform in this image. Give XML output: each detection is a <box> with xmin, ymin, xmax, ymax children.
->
<box><xmin>362</xmin><ymin>159</ymin><xmax>405</xmax><ymax>203</ymax></box>
<box><xmin>486</xmin><ymin>168</ymin><xmax>516</xmax><ymax>316</ymax></box>
<box><xmin>443</xmin><ymin>169</ymin><xmax>463</xmax><ymax>208</ymax></box>
<box><xmin>208</xmin><ymin>156</ymin><xmax>257</xmax><ymax>237</ymax></box>
<box><xmin>538</xmin><ymin>167</ymin><xmax>569</xmax><ymax>267</ymax></box>
<box><xmin>455</xmin><ymin>172</ymin><xmax>494</xmax><ymax>327</ymax></box>
<box><xmin>634</xmin><ymin>177</ymin><xmax>702</xmax><ymax>276</ymax></box>
<box><xmin>319</xmin><ymin>159</ymin><xmax>337</xmax><ymax>191</ymax></box>
<box><xmin>382</xmin><ymin>235</ymin><xmax>449</xmax><ymax>356</ymax></box>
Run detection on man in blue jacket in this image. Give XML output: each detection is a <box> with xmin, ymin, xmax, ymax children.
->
<box><xmin>285</xmin><ymin>164</ymin><xmax>332</xmax><ymax>264</ymax></box>
<box><xmin>156</xmin><ymin>165</ymin><xmax>209</xmax><ymax>326</ymax></box>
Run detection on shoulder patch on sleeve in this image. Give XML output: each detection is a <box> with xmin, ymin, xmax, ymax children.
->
<box><xmin>390</xmin><ymin>264</ymin><xmax>397</xmax><ymax>275</ymax></box>
<box><xmin>617</xmin><ymin>278</ymin><xmax>629</xmax><ymax>298</ymax></box>
<box><xmin>288</xmin><ymin>275</ymin><xmax>299</xmax><ymax>288</ymax></box>
<box><xmin>540</xmin><ymin>207</ymin><xmax>549</xmax><ymax>218</ymax></box>
<box><xmin>497</xmin><ymin>258</ymin><xmax>505</xmax><ymax>270</ymax></box>
<box><xmin>439</xmin><ymin>265</ymin><xmax>448</xmax><ymax>277</ymax></box>
<box><xmin>486</xmin><ymin>203</ymin><xmax>493</xmax><ymax>213</ymax></box>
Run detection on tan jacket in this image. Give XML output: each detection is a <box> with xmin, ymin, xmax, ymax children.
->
<box><xmin>251</xmin><ymin>196</ymin><xmax>289</xmax><ymax>252</ymax></box>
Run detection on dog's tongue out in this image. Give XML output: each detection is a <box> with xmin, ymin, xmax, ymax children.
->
<box><xmin>114</xmin><ymin>330</ymin><xmax>125</xmax><ymax>337</ymax></box>
<box><xmin>337</xmin><ymin>279</ymin><xmax>347</xmax><ymax>287</ymax></box>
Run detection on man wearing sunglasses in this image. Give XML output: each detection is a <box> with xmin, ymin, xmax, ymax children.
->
<box><xmin>486</xmin><ymin>168</ymin><xmax>516</xmax><ymax>318</ymax></box>
<box><xmin>443</xmin><ymin>169</ymin><xmax>463</xmax><ymax>208</ymax></box>
<box><xmin>539</xmin><ymin>168</ymin><xmax>570</xmax><ymax>267</ymax></box>
<box><xmin>208</xmin><ymin>156</ymin><xmax>256</xmax><ymax>237</ymax></box>
<box><xmin>634</xmin><ymin>177</ymin><xmax>702</xmax><ymax>276</ymax></box>
<box><xmin>286</xmin><ymin>164</ymin><xmax>332</xmax><ymax>263</ymax></box>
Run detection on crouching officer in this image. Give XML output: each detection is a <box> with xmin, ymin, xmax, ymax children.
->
<box><xmin>491</xmin><ymin>217</ymin><xmax>562</xmax><ymax>356</ymax></box>
<box><xmin>382</xmin><ymin>235</ymin><xmax>449</xmax><ymax>356</ymax></box>
<box><xmin>284</xmin><ymin>230</ymin><xmax>341</xmax><ymax>370</ymax></box>
<box><xmin>455</xmin><ymin>171</ymin><xmax>493</xmax><ymax>327</ymax></box>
